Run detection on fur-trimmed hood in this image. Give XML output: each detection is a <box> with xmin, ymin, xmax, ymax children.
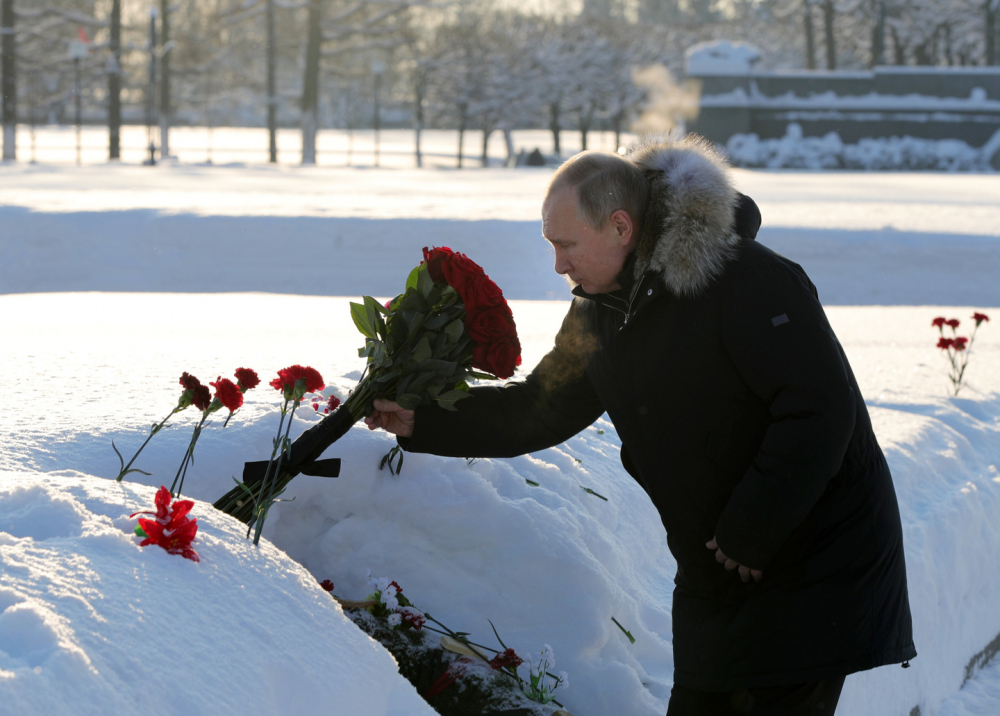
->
<box><xmin>626</xmin><ymin>136</ymin><xmax>740</xmax><ymax>297</ymax></box>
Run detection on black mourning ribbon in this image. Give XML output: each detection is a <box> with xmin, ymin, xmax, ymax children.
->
<box><xmin>240</xmin><ymin>406</ymin><xmax>355</xmax><ymax>485</ymax></box>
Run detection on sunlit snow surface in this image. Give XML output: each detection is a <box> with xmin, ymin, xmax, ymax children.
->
<box><xmin>2</xmin><ymin>157</ymin><xmax>1000</xmax><ymax>716</ymax></box>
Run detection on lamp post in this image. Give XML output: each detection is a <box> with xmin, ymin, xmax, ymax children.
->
<box><xmin>371</xmin><ymin>59</ymin><xmax>385</xmax><ymax>167</ymax></box>
<box><xmin>68</xmin><ymin>36</ymin><xmax>88</xmax><ymax>166</ymax></box>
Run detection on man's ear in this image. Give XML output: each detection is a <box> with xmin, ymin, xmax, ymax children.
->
<box><xmin>610</xmin><ymin>209</ymin><xmax>633</xmax><ymax>245</ymax></box>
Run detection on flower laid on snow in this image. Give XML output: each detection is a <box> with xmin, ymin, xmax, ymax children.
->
<box><xmin>113</xmin><ymin>368</ymin><xmax>256</xmax><ymax>485</ymax></box>
<box><xmin>171</xmin><ymin>368</ymin><xmax>261</xmax><ymax>498</ymax></box>
<box><xmin>130</xmin><ymin>486</ymin><xmax>200</xmax><ymax>562</ymax></box>
<box><xmin>244</xmin><ymin>365</ymin><xmax>326</xmax><ymax>545</ymax></box>
<box><xmin>933</xmin><ymin>313</ymin><xmax>989</xmax><ymax>396</ymax></box>
<box><xmin>319</xmin><ymin>579</ymin><xmax>335</xmax><ymax>592</ymax></box>
<box><xmin>364</xmin><ymin>572</ymin><xmax>425</xmax><ymax>630</ymax></box>
<box><xmin>211</xmin><ymin>377</ymin><xmax>244</xmax><ymax>413</ymax></box>
<box><xmin>521</xmin><ymin>643</ymin><xmax>567</xmax><ymax>704</ymax></box>
<box><xmin>269</xmin><ymin>364</ymin><xmax>325</xmax><ymax>401</ymax></box>
<box><xmin>326</xmin><ymin>394</ymin><xmax>341</xmax><ymax>413</ymax></box>
<box><xmin>489</xmin><ymin>648</ymin><xmax>523</xmax><ymax>672</ymax></box>
<box><xmin>235</xmin><ymin>367</ymin><xmax>261</xmax><ymax>392</ymax></box>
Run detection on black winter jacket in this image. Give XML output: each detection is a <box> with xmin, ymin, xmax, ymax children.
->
<box><xmin>401</xmin><ymin>137</ymin><xmax>916</xmax><ymax>690</ymax></box>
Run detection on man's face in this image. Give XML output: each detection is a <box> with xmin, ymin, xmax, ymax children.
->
<box><xmin>542</xmin><ymin>186</ymin><xmax>634</xmax><ymax>295</ymax></box>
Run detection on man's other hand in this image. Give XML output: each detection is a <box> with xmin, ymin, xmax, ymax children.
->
<box><xmin>706</xmin><ymin>536</ymin><xmax>763</xmax><ymax>583</ymax></box>
<box><xmin>364</xmin><ymin>399</ymin><xmax>415</xmax><ymax>438</ymax></box>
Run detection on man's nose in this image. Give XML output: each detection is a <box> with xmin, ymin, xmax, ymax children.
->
<box><xmin>553</xmin><ymin>251</ymin><xmax>572</xmax><ymax>275</ymax></box>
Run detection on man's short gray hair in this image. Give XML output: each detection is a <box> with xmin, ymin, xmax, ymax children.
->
<box><xmin>547</xmin><ymin>150</ymin><xmax>650</xmax><ymax>230</ymax></box>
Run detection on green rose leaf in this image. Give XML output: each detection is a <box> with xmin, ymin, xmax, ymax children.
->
<box><xmin>350</xmin><ymin>301</ymin><xmax>376</xmax><ymax>339</ymax></box>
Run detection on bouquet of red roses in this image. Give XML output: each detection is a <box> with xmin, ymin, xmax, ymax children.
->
<box><xmin>214</xmin><ymin>247</ymin><xmax>521</xmax><ymax>524</ymax></box>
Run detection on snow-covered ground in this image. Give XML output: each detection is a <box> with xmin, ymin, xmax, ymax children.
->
<box><xmin>1</xmin><ymin>155</ymin><xmax>999</xmax><ymax>716</ymax></box>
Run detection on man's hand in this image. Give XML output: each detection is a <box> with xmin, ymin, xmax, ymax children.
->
<box><xmin>706</xmin><ymin>536</ymin><xmax>763</xmax><ymax>583</ymax></box>
<box><xmin>363</xmin><ymin>399</ymin><xmax>415</xmax><ymax>438</ymax></box>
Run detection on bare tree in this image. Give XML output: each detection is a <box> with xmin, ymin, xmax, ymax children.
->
<box><xmin>2</xmin><ymin>0</ymin><xmax>14</xmax><ymax>161</ymax></box>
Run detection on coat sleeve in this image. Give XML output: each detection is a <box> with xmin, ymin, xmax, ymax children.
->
<box><xmin>714</xmin><ymin>256</ymin><xmax>857</xmax><ymax>570</ymax></box>
<box><xmin>399</xmin><ymin>298</ymin><xmax>606</xmax><ymax>458</ymax></box>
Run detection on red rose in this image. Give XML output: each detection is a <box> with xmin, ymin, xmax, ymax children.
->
<box><xmin>464</xmin><ymin>274</ymin><xmax>505</xmax><ymax>314</ymax></box>
<box><xmin>954</xmin><ymin>337</ymin><xmax>969</xmax><ymax>350</ymax></box>
<box><xmin>473</xmin><ymin>336</ymin><xmax>522</xmax><ymax>380</ymax></box>
<box><xmin>937</xmin><ymin>337</ymin><xmax>954</xmax><ymax>350</ymax></box>
<box><xmin>945</xmin><ymin>319</ymin><xmax>960</xmax><ymax>329</ymax></box>
<box><xmin>234</xmin><ymin>367</ymin><xmax>260</xmax><ymax>392</ymax></box>
<box><xmin>973</xmin><ymin>312</ymin><xmax>989</xmax><ymax>326</ymax></box>
<box><xmin>422</xmin><ymin>246</ymin><xmax>454</xmax><ymax>284</ymax></box>
<box><xmin>931</xmin><ymin>317</ymin><xmax>946</xmax><ymax>329</ymax></box>
<box><xmin>466</xmin><ymin>304</ymin><xmax>515</xmax><ymax>344</ymax></box>
<box><xmin>192</xmin><ymin>384</ymin><xmax>212</xmax><ymax>411</ymax></box>
<box><xmin>211</xmin><ymin>377</ymin><xmax>244</xmax><ymax>413</ymax></box>
<box><xmin>422</xmin><ymin>246</ymin><xmax>486</xmax><ymax>297</ymax></box>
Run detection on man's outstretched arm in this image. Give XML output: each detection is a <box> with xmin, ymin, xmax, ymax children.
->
<box><xmin>366</xmin><ymin>299</ymin><xmax>607</xmax><ymax>459</ymax></box>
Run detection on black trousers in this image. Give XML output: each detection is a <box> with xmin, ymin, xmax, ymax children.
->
<box><xmin>666</xmin><ymin>676</ymin><xmax>846</xmax><ymax>716</ymax></box>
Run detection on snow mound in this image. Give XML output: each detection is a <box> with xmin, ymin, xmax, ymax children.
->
<box><xmin>726</xmin><ymin>123</ymin><xmax>994</xmax><ymax>171</ymax></box>
<box><xmin>0</xmin><ymin>472</ymin><xmax>436</xmax><ymax>716</ymax></box>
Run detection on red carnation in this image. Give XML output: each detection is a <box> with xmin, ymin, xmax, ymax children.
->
<box><xmin>945</xmin><ymin>319</ymin><xmax>960</xmax><ymax>329</ymax></box>
<box><xmin>211</xmin><ymin>377</ymin><xmax>244</xmax><ymax>413</ymax></box>
<box><xmin>235</xmin><ymin>367</ymin><xmax>260</xmax><ymax>392</ymax></box>
<box><xmin>312</xmin><ymin>402</ymin><xmax>319</xmax><ymax>411</ymax></box>
<box><xmin>130</xmin><ymin>486</ymin><xmax>200</xmax><ymax>562</ymax></box>
<box><xmin>270</xmin><ymin>365</ymin><xmax>325</xmax><ymax>399</ymax></box>
<box><xmin>937</xmin><ymin>337</ymin><xmax>954</xmax><ymax>350</ymax></box>
<box><xmin>327</xmin><ymin>395</ymin><xmax>341</xmax><ymax>411</ymax></box>
<box><xmin>320</xmin><ymin>579</ymin><xmax>335</xmax><ymax>592</ymax></box>
<box><xmin>973</xmin><ymin>312</ymin><xmax>989</xmax><ymax>326</ymax></box>
<box><xmin>489</xmin><ymin>648</ymin><xmax>523</xmax><ymax>671</ymax></box>
<box><xmin>192</xmin><ymin>384</ymin><xmax>212</xmax><ymax>412</ymax></box>
<box><xmin>954</xmin><ymin>337</ymin><xmax>969</xmax><ymax>351</ymax></box>
<box><xmin>180</xmin><ymin>372</ymin><xmax>202</xmax><ymax>392</ymax></box>
<box><xmin>931</xmin><ymin>317</ymin><xmax>946</xmax><ymax>328</ymax></box>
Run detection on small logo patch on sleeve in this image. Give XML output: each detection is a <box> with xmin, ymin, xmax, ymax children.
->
<box><xmin>771</xmin><ymin>314</ymin><xmax>789</xmax><ymax>327</ymax></box>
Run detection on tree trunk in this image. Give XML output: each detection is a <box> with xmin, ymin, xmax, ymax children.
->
<box><xmin>457</xmin><ymin>104</ymin><xmax>466</xmax><ymax>168</ymax></box>
<box><xmin>870</xmin><ymin>0</ymin><xmax>885</xmax><ymax>68</ymax></box>
<box><xmin>109</xmin><ymin>0</ymin><xmax>121</xmax><ymax>160</ymax></box>
<box><xmin>822</xmin><ymin>0</ymin><xmax>836</xmax><ymax>70</ymax></box>
<box><xmin>549</xmin><ymin>101</ymin><xmax>561</xmax><ymax>156</ymax></box>
<box><xmin>502</xmin><ymin>127</ymin><xmax>514</xmax><ymax>164</ymax></box>
<box><xmin>986</xmin><ymin>0</ymin><xmax>997</xmax><ymax>66</ymax></box>
<box><xmin>613</xmin><ymin>111</ymin><xmax>623</xmax><ymax>152</ymax></box>
<box><xmin>1</xmin><ymin>0</ymin><xmax>15</xmax><ymax>161</ymax></box>
<box><xmin>267</xmin><ymin>0</ymin><xmax>277</xmax><ymax>162</ymax></box>
<box><xmin>890</xmin><ymin>25</ymin><xmax>905</xmax><ymax>65</ymax></box>
<box><xmin>414</xmin><ymin>76</ymin><xmax>423</xmax><ymax>168</ymax></box>
<box><xmin>580</xmin><ymin>111</ymin><xmax>590</xmax><ymax>152</ymax></box>
<box><xmin>301</xmin><ymin>0</ymin><xmax>322</xmax><ymax>165</ymax></box>
<box><xmin>159</xmin><ymin>0</ymin><xmax>171</xmax><ymax>158</ymax></box>
<box><xmin>803</xmin><ymin>0</ymin><xmax>816</xmax><ymax>70</ymax></box>
<box><xmin>481</xmin><ymin>126</ymin><xmax>492</xmax><ymax>167</ymax></box>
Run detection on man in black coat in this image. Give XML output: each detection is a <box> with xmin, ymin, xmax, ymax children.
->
<box><xmin>365</xmin><ymin>137</ymin><xmax>916</xmax><ymax>715</ymax></box>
